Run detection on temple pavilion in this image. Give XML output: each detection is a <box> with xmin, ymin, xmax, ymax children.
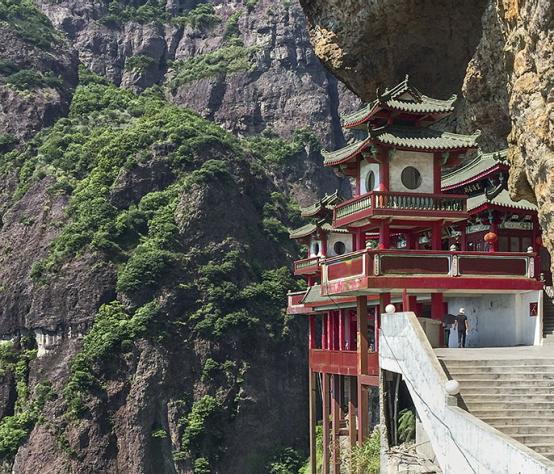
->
<box><xmin>287</xmin><ymin>77</ymin><xmax>545</xmax><ymax>474</ymax></box>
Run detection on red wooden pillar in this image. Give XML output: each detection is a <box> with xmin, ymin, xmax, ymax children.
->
<box><xmin>322</xmin><ymin>373</ymin><xmax>330</xmax><ymax>474</ymax></box>
<box><xmin>459</xmin><ymin>222</ymin><xmax>467</xmax><ymax>251</ymax></box>
<box><xmin>348</xmin><ymin>376</ymin><xmax>357</xmax><ymax>471</ymax></box>
<box><xmin>433</xmin><ymin>153</ymin><xmax>442</xmax><ymax>194</ymax></box>
<box><xmin>380</xmin><ymin>293</ymin><xmax>391</xmax><ymax>313</ymax></box>
<box><xmin>350</xmin><ymin>311</ymin><xmax>357</xmax><ymax>351</ymax></box>
<box><xmin>406</xmin><ymin>231</ymin><xmax>415</xmax><ymax>250</ymax></box>
<box><xmin>402</xmin><ymin>289</ymin><xmax>409</xmax><ymax>311</ymax></box>
<box><xmin>309</xmin><ymin>315</ymin><xmax>316</xmax><ymax>349</ymax></box>
<box><xmin>331</xmin><ymin>375</ymin><xmax>341</xmax><ymax>474</ymax></box>
<box><xmin>432</xmin><ymin>220</ymin><xmax>443</xmax><ymax>250</ymax></box>
<box><xmin>409</xmin><ymin>296</ymin><xmax>418</xmax><ymax>313</ymax></box>
<box><xmin>327</xmin><ymin>312</ymin><xmax>331</xmax><ymax>350</ymax></box>
<box><xmin>378</xmin><ymin>220</ymin><xmax>390</xmax><ymax>249</ymax></box>
<box><xmin>339</xmin><ymin>309</ymin><xmax>345</xmax><ymax>350</ymax></box>
<box><xmin>309</xmin><ymin>370</ymin><xmax>317</xmax><ymax>474</ymax></box>
<box><xmin>431</xmin><ymin>293</ymin><xmax>444</xmax><ymax>346</ymax></box>
<box><xmin>378</xmin><ymin>155</ymin><xmax>389</xmax><ymax>192</ymax></box>
<box><xmin>489</xmin><ymin>215</ymin><xmax>499</xmax><ymax>252</ymax></box>
<box><xmin>374</xmin><ymin>305</ymin><xmax>380</xmax><ymax>353</ymax></box>
<box><xmin>356</xmin><ymin>296</ymin><xmax>369</xmax><ymax>445</ymax></box>
<box><xmin>322</xmin><ymin>314</ymin><xmax>327</xmax><ymax>350</ymax></box>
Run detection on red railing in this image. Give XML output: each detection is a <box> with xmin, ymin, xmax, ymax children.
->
<box><xmin>293</xmin><ymin>256</ymin><xmax>321</xmax><ymax>275</ymax></box>
<box><xmin>309</xmin><ymin>349</ymin><xmax>379</xmax><ymax>377</ymax></box>
<box><xmin>333</xmin><ymin>191</ymin><xmax>467</xmax><ymax>226</ymax></box>
<box><xmin>321</xmin><ymin>248</ymin><xmax>539</xmax><ymax>293</ymax></box>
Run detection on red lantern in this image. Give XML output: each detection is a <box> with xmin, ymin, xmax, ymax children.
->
<box><xmin>484</xmin><ymin>232</ymin><xmax>498</xmax><ymax>244</ymax></box>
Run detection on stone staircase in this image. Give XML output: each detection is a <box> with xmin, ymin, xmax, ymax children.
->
<box><xmin>543</xmin><ymin>288</ymin><xmax>554</xmax><ymax>343</ymax></box>
<box><xmin>440</xmin><ymin>357</ymin><xmax>554</xmax><ymax>462</ymax></box>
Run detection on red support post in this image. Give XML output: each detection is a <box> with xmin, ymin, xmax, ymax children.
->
<box><xmin>432</xmin><ymin>220</ymin><xmax>443</xmax><ymax>250</ymax></box>
<box><xmin>402</xmin><ymin>289</ymin><xmax>409</xmax><ymax>311</ymax></box>
<box><xmin>380</xmin><ymin>293</ymin><xmax>391</xmax><ymax>313</ymax></box>
<box><xmin>327</xmin><ymin>312</ymin><xmax>333</xmax><ymax>350</ymax></box>
<box><xmin>322</xmin><ymin>373</ymin><xmax>330</xmax><ymax>474</ymax></box>
<box><xmin>374</xmin><ymin>306</ymin><xmax>380</xmax><ymax>353</ymax></box>
<box><xmin>331</xmin><ymin>375</ymin><xmax>341</xmax><ymax>474</ymax></box>
<box><xmin>431</xmin><ymin>293</ymin><xmax>444</xmax><ymax>346</ymax></box>
<box><xmin>339</xmin><ymin>309</ymin><xmax>345</xmax><ymax>350</ymax></box>
<box><xmin>378</xmin><ymin>154</ymin><xmax>389</xmax><ymax>192</ymax></box>
<box><xmin>309</xmin><ymin>315</ymin><xmax>316</xmax><ymax>349</ymax></box>
<box><xmin>322</xmin><ymin>314</ymin><xmax>327</xmax><ymax>350</ymax></box>
<box><xmin>379</xmin><ymin>220</ymin><xmax>390</xmax><ymax>250</ymax></box>
<box><xmin>356</xmin><ymin>296</ymin><xmax>370</xmax><ymax>444</ymax></box>
<box><xmin>433</xmin><ymin>153</ymin><xmax>442</xmax><ymax>193</ymax></box>
<box><xmin>409</xmin><ymin>296</ymin><xmax>418</xmax><ymax>314</ymax></box>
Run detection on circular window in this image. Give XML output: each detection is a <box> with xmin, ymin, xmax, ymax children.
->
<box><xmin>333</xmin><ymin>241</ymin><xmax>346</xmax><ymax>255</ymax></box>
<box><xmin>365</xmin><ymin>170</ymin><xmax>375</xmax><ymax>192</ymax></box>
<box><xmin>401</xmin><ymin>166</ymin><xmax>422</xmax><ymax>190</ymax></box>
<box><xmin>312</xmin><ymin>242</ymin><xmax>320</xmax><ymax>256</ymax></box>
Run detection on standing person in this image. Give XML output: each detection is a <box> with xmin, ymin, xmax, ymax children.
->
<box><xmin>455</xmin><ymin>308</ymin><xmax>469</xmax><ymax>348</ymax></box>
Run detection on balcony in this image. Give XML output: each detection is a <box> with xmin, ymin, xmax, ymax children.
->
<box><xmin>309</xmin><ymin>349</ymin><xmax>379</xmax><ymax>381</ymax></box>
<box><xmin>293</xmin><ymin>256</ymin><xmax>321</xmax><ymax>276</ymax></box>
<box><xmin>333</xmin><ymin>191</ymin><xmax>467</xmax><ymax>228</ymax></box>
<box><xmin>321</xmin><ymin>248</ymin><xmax>542</xmax><ymax>296</ymax></box>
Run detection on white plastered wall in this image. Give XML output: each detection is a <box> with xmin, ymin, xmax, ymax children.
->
<box><xmin>445</xmin><ymin>291</ymin><xmax>542</xmax><ymax>347</ymax></box>
<box><xmin>359</xmin><ymin>160</ymin><xmax>380</xmax><ymax>194</ymax></box>
<box><xmin>389</xmin><ymin>150</ymin><xmax>434</xmax><ymax>193</ymax></box>
<box><xmin>326</xmin><ymin>232</ymin><xmax>353</xmax><ymax>257</ymax></box>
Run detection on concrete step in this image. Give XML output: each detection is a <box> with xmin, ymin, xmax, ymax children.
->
<box><xmin>480</xmin><ymin>417</ymin><xmax>554</xmax><ymax>427</ymax></box>
<box><xmin>525</xmin><ymin>444</ymin><xmax>554</xmax><ymax>454</ymax></box>
<box><xmin>457</xmin><ymin>379</ymin><xmax>554</xmax><ymax>387</ymax></box>
<box><xmin>453</xmin><ymin>372</ymin><xmax>554</xmax><ymax>380</ymax></box>
<box><xmin>440</xmin><ymin>359</ymin><xmax>554</xmax><ymax>367</ymax></box>
<box><xmin>448</xmin><ymin>365</ymin><xmax>554</xmax><ymax>374</ymax></box>
<box><xmin>466</xmin><ymin>401</ymin><xmax>554</xmax><ymax>410</ymax></box>
<box><xmin>494</xmin><ymin>425</ymin><xmax>554</xmax><ymax>435</ymax></box>
<box><xmin>509</xmin><ymin>434</ymin><xmax>554</xmax><ymax>445</ymax></box>
<box><xmin>460</xmin><ymin>386</ymin><xmax>554</xmax><ymax>395</ymax></box>
<box><xmin>464</xmin><ymin>394</ymin><xmax>554</xmax><ymax>403</ymax></box>
<box><xmin>471</xmin><ymin>408</ymin><xmax>554</xmax><ymax>418</ymax></box>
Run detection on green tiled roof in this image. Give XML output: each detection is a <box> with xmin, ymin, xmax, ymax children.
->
<box><xmin>341</xmin><ymin>102</ymin><xmax>378</xmax><ymax>128</ymax></box>
<box><xmin>301</xmin><ymin>285</ymin><xmax>330</xmax><ymax>304</ymax></box>
<box><xmin>467</xmin><ymin>189</ymin><xmax>536</xmax><ymax>212</ymax></box>
<box><xmin>300</xmin><ymin>191</ymin><xmax>343</xmax><ymax>217</ymax></box>
<box><xmin>289</xmin><ymin>223</ymin><xmax>317</xmax><ymax>239</ymax></box>
<box><xmin>372</xmin><ymin>126</ymin><xmax>480</xmax><ymax>151</ymax></box>
<box><xmin>289</xmin><ymin>222</ymin><xmax>349</xmax><ymax>240</ymax></box>
<box><xmin>341</xmin><ymin>76</ymin><xmax>457</xmax><ymax>128</ymax></box>
<box><xmin>442</xmin><ymin>149</ymin><xmax>508</xmax><ymax>190</ymax></box>
<box><xmin>322</xmin><ymin>138</ymin><xmax>371</xmax><ymax>165</ymax></box>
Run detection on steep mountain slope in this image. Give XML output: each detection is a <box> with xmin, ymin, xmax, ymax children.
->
<box><xmin>0</xmin><ymin>0</ymin><xmax>78</xmax><ymax>143</ymax></box>
<box><xmin>36</xmin><ymin>0</ymin><xmax>359</xmax><ymax>146</ymax></box>
<box><xmin>0</xmin><ymin>76</ymin><xmax>311</xmax><ymax>474</ymax></box>
<box><xmin>0</xmin><ymin>1</ymin><xmax>363</xmax><ymax>472</ymax></box>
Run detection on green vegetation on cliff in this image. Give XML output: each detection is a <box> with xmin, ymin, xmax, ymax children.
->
<box><xmin>0</xmin><ymin>340</ymin><xmax>53</xmax><ymax>461</ymax></box>
<box><xmin>0</xmin><ymin>69</ymin><xmax>309</xmax><ymax>469</ymax></box>
<box><xmin>0</xmin><ymin>0</ymin><xmax>61</xmax><ymax>48</ymax></box>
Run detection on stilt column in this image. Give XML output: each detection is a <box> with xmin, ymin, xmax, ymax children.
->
<box><xmin>309</xmin><ymin>370</ymin><xmax>317</xmax><ymax>474</ymax></box>
<box><xmin>322</xmin><ymin>373</ymin><xmax>330</xmax><ymax>474</ymax></box>
<box><xmin>356</xmin><ymin>296</ymin><xmax>369</xmax><ymax>445</ymax></box>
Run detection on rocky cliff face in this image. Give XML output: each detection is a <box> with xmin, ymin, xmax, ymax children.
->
<box><xmin>0</xmin><ymin>1</ymin><xmax>361</xmax><ymax>473</ymax></box>
<box><xmin>300</xmin><ymin>0</ymin><xmax>553</xmax><ymax>269</ymax></box>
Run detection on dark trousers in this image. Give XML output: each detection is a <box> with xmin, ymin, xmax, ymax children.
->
<box><xmin>458</xmin><ymin>329</ymin><xmax>466</xmax><ymax>348</ymax></box>
<box><xmin>445</xmin><ymin>329</ymin><xmax>450</xmax><ymax>347</ymax></box>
